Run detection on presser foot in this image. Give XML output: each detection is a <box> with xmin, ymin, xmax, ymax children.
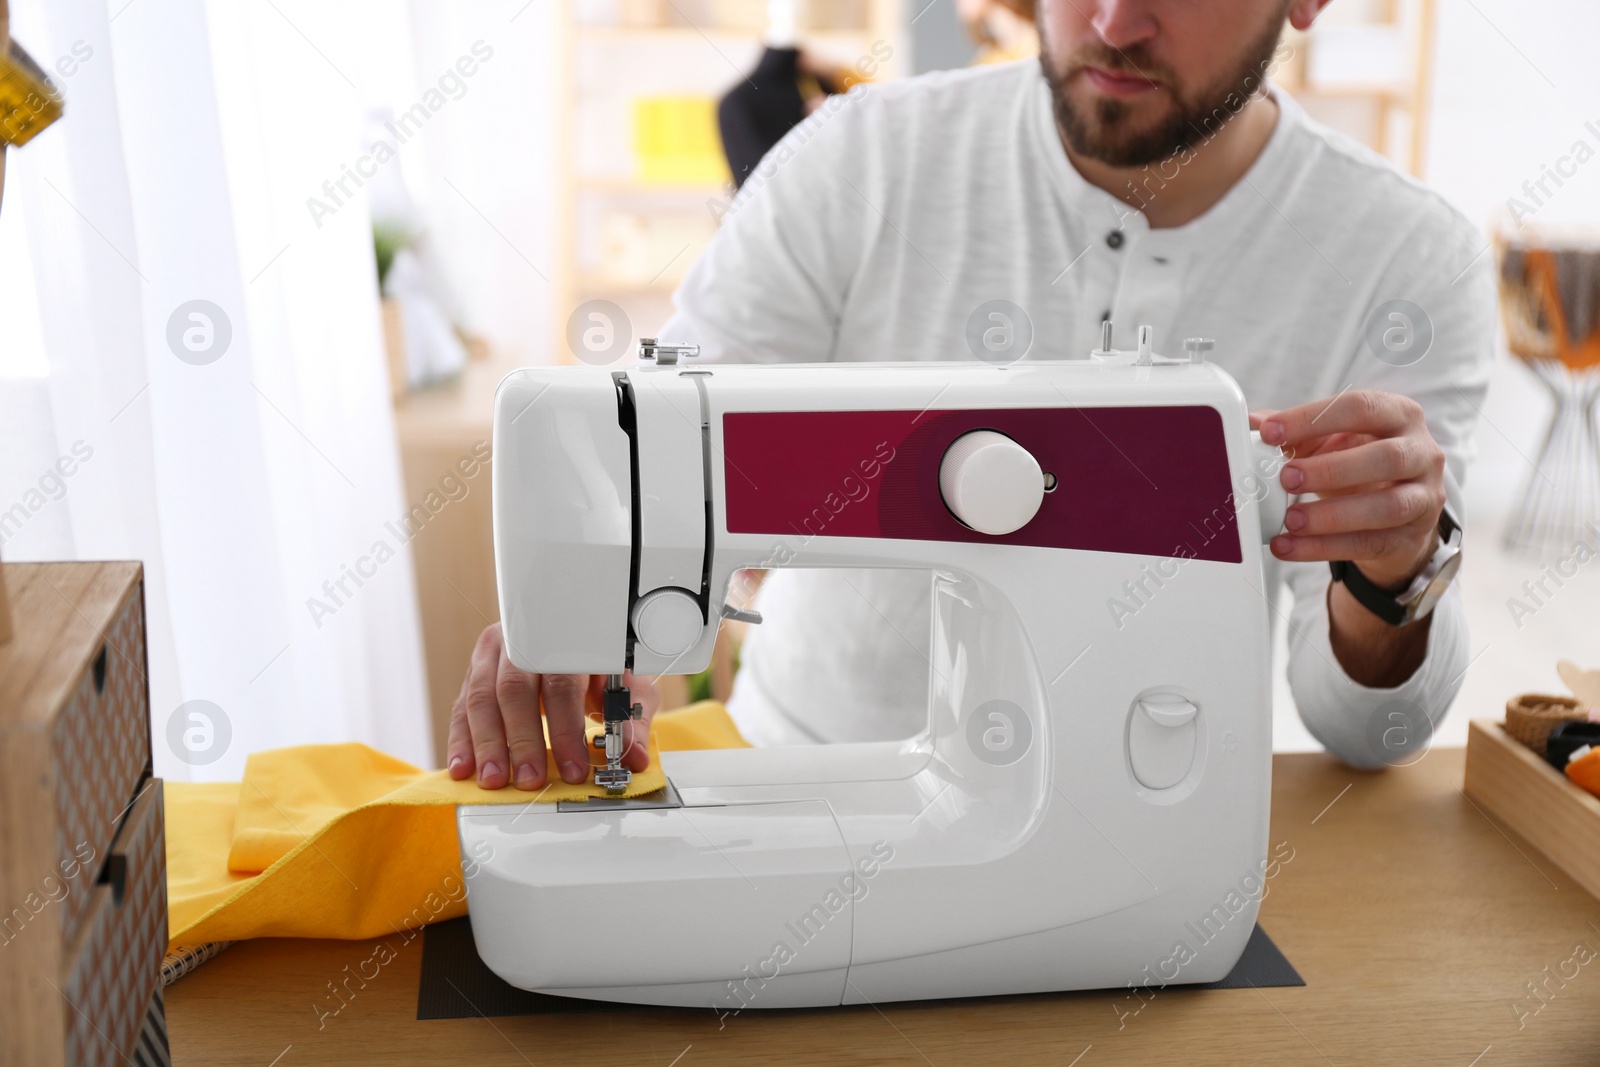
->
<box><xmin>595</xmin><ymin>676</ymin><xmax>643</xmax><ymax>795</ymax></box>
<box><xmin>592</xmin><ymin>765</ymin><xmax>632</xmax><ymax>794</ymax></box>
<box><xmin>591</xmin><ymin>731</ymin><xmax>633</xmax><ymax>794</ymax></box>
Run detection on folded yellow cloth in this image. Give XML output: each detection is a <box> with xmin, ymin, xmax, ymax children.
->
<box><xmin>166</xmin><ymin>701</ymin><xmax>748</xmax><ymax>950</ymax></box>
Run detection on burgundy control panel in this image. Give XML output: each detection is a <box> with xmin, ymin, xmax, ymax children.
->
<box><xmin>721</xmin><ymin>407</ymin><xmax>1243</xmax><ymax>564</ymax></box>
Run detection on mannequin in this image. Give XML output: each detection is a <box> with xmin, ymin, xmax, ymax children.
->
<box><xmin>716</xmin><ymin>0</ymin><xmax>846</xmax><ymax>188</ymax></box>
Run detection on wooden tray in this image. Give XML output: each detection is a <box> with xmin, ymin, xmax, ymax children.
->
<box><xmin>1463</xmin><ymin>718</ymin><xmax>1600</xmax><ymax>899</ymax></box>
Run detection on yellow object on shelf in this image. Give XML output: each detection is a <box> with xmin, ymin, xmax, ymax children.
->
<box><xmin>633</xmin><ymin>95</ymin><xmax>729</xmax><ymax>186</ymax></box>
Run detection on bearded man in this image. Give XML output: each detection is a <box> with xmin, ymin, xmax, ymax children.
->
<box><xmin>449</xmin><ymin>0</ymin><xmax>1492</xmax><ymax>790</ymax></box>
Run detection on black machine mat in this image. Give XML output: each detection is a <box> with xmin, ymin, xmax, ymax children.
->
<box><xmin>416</xmin><ymin>917</ymin><xmax>1302</xmax><ymax>1020</ymax></box>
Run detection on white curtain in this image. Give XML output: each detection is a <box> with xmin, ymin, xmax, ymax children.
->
<box><xmin>1</xmin><ymin>0</ymin><xmax>436</xmax><ymax>779</ymax></box>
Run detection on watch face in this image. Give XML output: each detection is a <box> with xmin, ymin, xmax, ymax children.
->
<box><xmin>1411</xmin><ymin>550</ymin><xmax>1463</xmax><ymax>621</ymax></box>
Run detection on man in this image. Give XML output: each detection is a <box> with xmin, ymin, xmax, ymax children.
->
<box><xmin>447</xmin><ymin>0</ymin><xmax>1493</xmax><ymax>790</ymax></box>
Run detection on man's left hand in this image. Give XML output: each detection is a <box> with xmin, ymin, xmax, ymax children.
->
<box><xmin>1252</xmin><ymin>390</ymin><xmax>1446</xmax><ymax>592</ymax></box>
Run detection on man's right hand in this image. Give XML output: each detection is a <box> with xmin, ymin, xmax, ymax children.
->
<box><xmin>446</xmin><ymin>622</ymin><xmax>660</xmax><ymax>790</ymax></box>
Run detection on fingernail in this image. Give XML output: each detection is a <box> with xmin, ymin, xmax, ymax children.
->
<box><xmin>1281</xmin><ymin>466</ymin><xmax>1303</xmax><ymax>491</ymax></box>
<box><xmin>1272</xmin><ymin>535</ymin><xmax>1293</xmax><ymax>556</ymax></box>
<box><xmin>1284</xmin><ymin>507</ymin><xmax>1305</xmax><ymax>532</ymax></box>
<box><xmin>448</xmin><ymin>755</ymin><xmax>465</xmax><ymax>777</ymax></box>
<box><xmin>478</xmin><ymin>761</ymin><xmax>501</xmax><ymax>786</ymax></box>
<box><xmin>560</xmin><ymin>760</ymin><xmax>586</xmax><ymax>784</ymax></box>
<box><xmin>1262</xmin><ymin>420</ymin><xmax>1284</xmax><ymax>444</ymax></box>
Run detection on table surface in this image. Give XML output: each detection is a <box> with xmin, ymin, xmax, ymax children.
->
<box><xmin>166</xmin><ymin>747</ymin><xmax>1600</xmax><ymax>1066</ymax></box>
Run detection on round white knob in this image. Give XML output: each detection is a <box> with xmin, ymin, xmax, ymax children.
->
<box><xmin>939</xmin><ymin>430</ymin><xmax>1045</xmax><ymax>536</ymax></box>
<box><xmin>1250</xmin><ymin>430</ymin><xmax>1289</xmax><ymax>544</ymax></box>
<box><xmin>631</xmin><ymin>589</ymin><xmax>703</xmax><ymax>658</ymax></box>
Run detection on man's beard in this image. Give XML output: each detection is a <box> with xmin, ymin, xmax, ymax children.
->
<box><xmin>1040</xmin><ymin>14</ymin><xmax>1286</xmax><ymax>168</ymax></box>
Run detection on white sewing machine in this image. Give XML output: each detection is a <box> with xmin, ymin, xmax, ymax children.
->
<box><xmin>459</xmin><ymin>324</ymin><xmax>1288</xmax><ymax>1009</ymax></box>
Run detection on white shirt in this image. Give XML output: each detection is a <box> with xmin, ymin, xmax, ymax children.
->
<box><xmin>660</xmin><ymin>59</ymin><xmax>1495</xmax><ymax>767</ymax></box>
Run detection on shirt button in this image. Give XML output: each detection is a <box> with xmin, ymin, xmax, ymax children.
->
<box><xmin>1105</xmin><ymin>231</ymin><xmax>1124</xmax><ymax>250</ymax></box>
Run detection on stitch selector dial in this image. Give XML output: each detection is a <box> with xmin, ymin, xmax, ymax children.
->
<box><xmin>939</xmin><ymin>430</ymin><xmax>1046</xmax><ymax>536</ymax></box>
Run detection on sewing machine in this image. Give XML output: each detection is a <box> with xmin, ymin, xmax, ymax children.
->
<box><xmin>459</xmin><ymin>324</ymin><xmax>1288</xmax><ymax>1009</ymax></box>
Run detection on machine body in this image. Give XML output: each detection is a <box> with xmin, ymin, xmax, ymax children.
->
<box><xmin>462</xmin><ymin>333</ymin><xmax>1288</xmax><ymax>1009</ymax></box>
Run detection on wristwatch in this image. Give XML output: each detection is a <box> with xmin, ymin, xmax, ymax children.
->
<box><xmin>1329</xmin><ymin>505</ymin><xmax>1462</xmax><ymax>626</ymax></box>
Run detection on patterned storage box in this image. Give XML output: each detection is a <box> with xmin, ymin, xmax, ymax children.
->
<box><xmin>62</xmin><ymin>781</ymin><xmax>167</xmax><ymax>1067</ymax></box>
<box><xmin>0</xmin><ymin>562</ymin><xmax>168</xmax><ymax>1067</ymax></box>
<box><xmin>54</xmin><ymin>580</ymin><xmax>152</xmax><ymax>947</ymax></box>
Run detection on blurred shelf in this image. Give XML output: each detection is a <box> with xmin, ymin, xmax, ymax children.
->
<box><xmin>1284</xmin><ymin>83</ymin><xmax>1406</xmax><ymax>101</ymax></box>
<box><xmin>575</xmin><ymin>174</ymin><xmax>729</xmax><ymax>195</ymax></box>
<box><xmin>1281</xmin><ymin>0</ymin><xmax>1436</xmax><ymax>175</ymax></box>
<box><xmin>575</xmin><ymin>26</ymin><xmax>880</xmax><ymax>43</ymax></box>
<box><xmin>574</xmin><ymin>272</ymin><xmax>682</xmax><ymax>294</ymax></box>
<box><xmin>555</xmin><ymin>0</ymin><xmax>907</xmax><ymax>353</ymax></box>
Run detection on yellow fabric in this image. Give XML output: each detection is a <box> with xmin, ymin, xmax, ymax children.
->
<box><xmin>165</xmin><ymin>702</ymin><xmax>748</xmax><ymax>950</ymax></box>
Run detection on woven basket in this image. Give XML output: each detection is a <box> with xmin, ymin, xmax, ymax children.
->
<box><xmin>1505</xmin><ymin>694</ymin><xmax>1593</xmax><ymax>755</ymax></box>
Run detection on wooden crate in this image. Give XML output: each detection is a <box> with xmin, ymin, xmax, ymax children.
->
<box><xmin>1463</xmin><ymin>718</ymin><xmax>1600</xmax><ymax>900</ymax></box>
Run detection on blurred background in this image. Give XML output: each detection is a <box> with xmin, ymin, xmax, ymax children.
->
<box><xmin>1</xmin><ymin>0</ymin><xmax>1597</xmax><ymax>779</ymax></box>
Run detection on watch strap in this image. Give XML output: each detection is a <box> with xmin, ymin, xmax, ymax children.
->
<box><xmin>1328</xmin><ymin>505</ymin><xmax>1462</xmax><ymax>627</ymax></box>
<box><xmin>1328</xmin><ymin>558</ymin><xmax>1408</xmax><ymax>626</ymax></box>
<box><xmin>1438</xmin><ymin>504</ymin><xmax>1461</xmax><ymax>545</ymax></box>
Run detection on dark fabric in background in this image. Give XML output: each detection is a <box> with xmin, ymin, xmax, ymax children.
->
<box><xmin>718</xmin><ymin>47</ymin><xmax>840</xmax><ymax>188</ymax></box>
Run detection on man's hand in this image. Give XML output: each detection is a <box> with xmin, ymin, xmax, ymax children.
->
<box><xmin>446</xmin><ymin>622</ymin><xmax>660</xmax><ymax>790</ymax></box>
<box><xmin>1253</xmin><ymin>390</ymin><xmax>1446</xmax><ymax>590</ymax></box>
<box><xmin>1252</xmin><ymin>390</ymin><xmax>1447</xmax><ymax>688</ymax></box>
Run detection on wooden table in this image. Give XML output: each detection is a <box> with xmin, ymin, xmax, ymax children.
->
<box><xmin>166</xmin><ymin>747</ymin><xmax>1600</xmax><ymax>1065</ymax></box>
